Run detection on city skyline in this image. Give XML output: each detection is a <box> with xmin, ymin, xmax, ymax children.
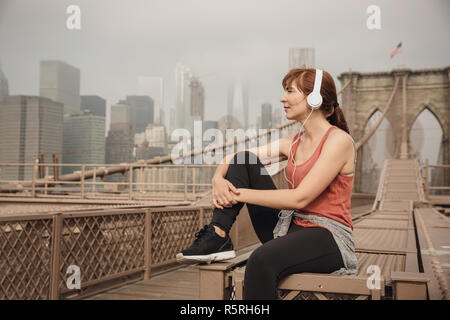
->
<box><xmin>1</xmin><ymin>0</ymin><xmax>449</xmax><ymax>131</ymax></box>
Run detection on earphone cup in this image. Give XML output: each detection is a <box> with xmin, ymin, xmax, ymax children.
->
<box><xmin>307</xmin><ymin>92</ymin><xmax>323</xmax><ymax>109</ymax></box>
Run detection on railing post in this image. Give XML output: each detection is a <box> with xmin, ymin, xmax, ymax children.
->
<box><xmin>49</xmin><ymin>213</ymin><xmax>62</xmax><ymax>300</ymax></box>
<box><xmin>199</xmin><ymin>207</ymin><xmax>204</xmax><ymax>229</ymax></box>
<box><xmin>144</xmin><ymin>209</ymin><xmax>152</xmax><ymax>280</ymax></box>
<box><xmin>140</xmin><ymin>166</ymin><xmax>144</xmax><ymax>193</ymax></box>
<box><xmin>129</xmin><ymin>164</ymin><xmax>133</xmax><ymax>200</ymax></box>
<box><xmin>192</xmin><ymin>167</ymin><xmax>196</xmax><ymax>197</ymax></box>
<box><xmin>93</xmin><ymin>167</ymin><xmax>97</xmax><ymax>194</ymax></box>
<box><xmin>45</xmin><ymin>165</ymin><xmax>49</xmax><ymax>195</ymax></box>
<box><xmin>424</xmin><ymin>159</ymin><xmax>429</xmax><ymax>199</ymax></box>
<box><xmin>184</xmin><ymin>165</ymin><xmax>187</xmax><ymax>201</ymax></box>
<box><xmin>81</xmin><ymin>164</ymin><xmax>85</xmax><ymax>199</ymax></box>
<box><xmin>31</xmin><ymin>163</ymin><xmax>37</xmax><ymax>197</ymax></box>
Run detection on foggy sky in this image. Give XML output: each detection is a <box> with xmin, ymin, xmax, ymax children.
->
<box><xmin>1</xmin><ymin>0</ymin><xmax>449</xmax><ymax>130</ymax></box>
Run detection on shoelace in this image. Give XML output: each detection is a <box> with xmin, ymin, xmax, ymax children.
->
<box><xmin>193</xmin><ymin>225</ymin><xmax>212</xmax><ymax>244</ymax></box>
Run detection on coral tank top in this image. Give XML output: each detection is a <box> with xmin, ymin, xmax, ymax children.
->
<box><xmin>284</xmin><ymin>125</ymin><xmax>356</xmax><ymax>231</ymax></box>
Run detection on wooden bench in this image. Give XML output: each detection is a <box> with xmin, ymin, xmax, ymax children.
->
<box><xmin>198</xmin><ymin>243</ymin><xmax>260</xmax><ymax>300</ymax></box>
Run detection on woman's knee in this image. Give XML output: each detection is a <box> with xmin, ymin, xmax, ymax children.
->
<box><xmin>246</xmin><ymin>246</ymin><xmax>274</xmax><ymax>276</ymax></box>
<box><xmin>232</xmin><ymin>150</ymin><xmax>261</xmax><ymax>166</ymax></box>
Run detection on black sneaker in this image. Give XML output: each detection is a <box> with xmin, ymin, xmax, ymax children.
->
<box><xmin>176</xmin><ymin>224</ymin><xmax>236</xmax><ymax>263</ymax></box>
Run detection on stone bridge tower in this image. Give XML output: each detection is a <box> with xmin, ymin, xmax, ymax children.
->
<box><xmin>338</xmin><ymin>66</ymin><xmax>449</xmax><ymax>192</ymax></box>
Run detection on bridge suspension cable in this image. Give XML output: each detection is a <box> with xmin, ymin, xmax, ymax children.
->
<box><xmin>355</xmin><ymin>77</ymin><xmax>400</xmax><ymax>151</ymax></box>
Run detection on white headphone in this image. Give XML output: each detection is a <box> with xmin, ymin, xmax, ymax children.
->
<box><xmin>284</xmin><ymin>69</ymin><xmax>324</xmax><ymax>189</ymax></box>
<box><xmin>307</xmin><ymin>69</ymin><xmax>323</xmax><ymax>110</ymax></box>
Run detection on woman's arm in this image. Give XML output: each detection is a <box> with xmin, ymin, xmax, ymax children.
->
<box><xmin>211</xmin><ymin>135</ymin><xmax>293</xmax><ymax>209</ymax></box>
<box><xmin>231</xmin><ymin>131</ymin><xmax>354</xmax><ymax>210</ymax></box>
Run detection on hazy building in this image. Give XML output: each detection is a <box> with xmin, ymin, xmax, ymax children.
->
<box><xmin>135</xmin><ymin>124</ymin><xmax>167</xmax><ymax>160</ymax></box>
<box><xmin>203</xmin><ymin>120</ymin><xmax>218</xmax><ymax>147</ymax></box>
<box><xmin>167</xmin><ymin>106</ymin><xmax>176</xmax><ymax>139</ymax></box>
<box><xmin>138</xmin><ymin>76</ymin><xmax>163</xmax><ymax>125</ymax></box>
<box><xmin>227</xmin><ymin>80</ymin><xmax>249</xmax><ymax>129</ymax></box>
<box><xmin>0</xmin><ymin>65</ymin><xmax>9</xmax><ymax>102</ymax></box>
<box><xmin>175</xmin><ymin>63</ymin><xmax>193</xmax><ymax>131</ymax></box>
<box><xmin>288</xmin><ymin>48</ymin><xmax>315</xmax><ymax>69</ymax></box>
<box><xmin>272</xmin><ymin>107</ymin><xmax>283</xmax><ymax>128</ymax></box>
<box><xmin>62</xmin><ymin>111</ymin><xmax>106</xmax><ymax>174</ymax></box>
<box><xmin>261</xmin><ymin>102</ymin><xmax>273</xmax><ymax>129</ymax></box>
<box><xmin>160</xmin><ymin>108</ymin><xmax>166</xmax><ymax>129</ymax></box>
<box><xmin>106</xmin><ymin>123</ymin><xmax>134</xmax><ymax>164</ymax></box>
<box><xmin>39</xmin><ymin>60</ymin><xmax>80</xmax><ymax>115</ymax></box>
<box><xmin>204</xmin><ymin>120</ymin><xmax>218</xmax><ymax>132</ymax></box>
<box><xmin>81</xmin><ymin>95</ymin><xmax>106</xmax><ymax>117</ymax></box>
<box><xmin>135</xmin><ymin>124</ymin><xmax>167</xmax><ymax>149</ymax></box>
<box><xmin>111</xmin><ymin>100</ymin><xmax>136</xmax><ymax>129</ymax></box>
<box><xmin>190</xmin><ymin>77</ymin><xmax>205</xmax><ymax>120</ymax></box>
<box><xmin>145</xmin><ymin>124</ymin><xmax>167</xmax><ymax>149</ymax></box>
<box><xmin>0</xmin><ymin>96</ymin><xmax>63</xmax><ymax>180</ymax></box>
<box><xmin>135</xmin><ymin>142</ymin><xmax>166</xmax><ymax>161</ymax></box>
<box><xmin>217</xmin><ymin>115</ymin><xmax>242</xmax><ymax>132</ymax></box>
<box><xmin>125</xmin><ymin>95</ymin><xmax>154</xmax><ymax>134</ymax></box>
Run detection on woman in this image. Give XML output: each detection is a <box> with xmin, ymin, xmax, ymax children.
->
<box><xmin>176</xmin><ymin>68</ymin><xmax>358</xmax><ymax>300</ymax></box>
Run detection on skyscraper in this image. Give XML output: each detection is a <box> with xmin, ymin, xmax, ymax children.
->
<box><xmin>138</xmin><ymin>76</ymin><xmax>163</xmax><ymax>125</ymax></box>
<box><xmin>81</xmin><ymin>95</ymin><xmax>106</xmax><ymax>117</ymax></box>
<box><xmin>227</xmin><ymin>80</ymin><xmax>249</xmax><ymax>129</ymax></box>
<box><xmin>39</xmin><ymin>60</ymin><xmax>80</xmax><ymax>115</ymax></box>
<box><xmin>111</xmin><ymin>100</ymin><xmax>136</xmax><ymax>130</ymax></box>
<box><xmin>125</xmin><ymin>95</ymin><xmax>154</xmax><ymax>134</ymax></box>
<box><xmin>189</xmin><ymin>77</ymin><xmax>205</xmax><ymax>121</ymax></box>
<box><xmin>107</xmin><ymin>101</ymin><xmax>136</xmax><ymax>168</ymax></box>
<box><xmin>272</xmin><ymin>107</ymin><xmax>283</xmax><ymax>128</ymax></box>
<box><xmin>0</xmin><ymin>65</ymin><xmax>9</xmax><ymax>102</ymax></box>
<box><xmin>175</xmin><ymin>63</ymin><xmax>192</xmax><ymax>131</ymax></box>
<box><xmin>0</xmin><ymin>96</ymin><xmax>63</xmax><ymax>180</ymax></box>
<box><xmin>62</xmin><ymin>111</ymin><xmax>106</xmax><ymax>174</ymax></box>
<box><xmin>288</xmin><ymin>48</ymin><xmax>316</xmax><ymax>69</ymax></box>
<box><xmin>261</xmin><ymin>102</ymin><xmax>273</xmax><ymax>129</ymax></box>
<box><xmin>106</xmin><ymin>123</ymin><xmax>134</xmax><ymax>165</ymax></box>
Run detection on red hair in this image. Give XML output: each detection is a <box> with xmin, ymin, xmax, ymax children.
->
<box><xmin>282</xmin><ymin>68</ymin><xmax>350</xmax><ymax>134</ymax></box>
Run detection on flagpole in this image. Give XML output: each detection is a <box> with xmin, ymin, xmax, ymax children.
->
<box><xmin>400</xmin><ymin>49</ymin><xmax>405</xmax><ymax>68</ymax></box>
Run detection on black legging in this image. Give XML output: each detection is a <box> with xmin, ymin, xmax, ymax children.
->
<box><xmin>211</xmin><ymin>151</ymin><xmax>344</xmax><ymax>300</ymax></box>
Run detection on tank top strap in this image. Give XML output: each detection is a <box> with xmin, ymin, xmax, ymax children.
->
<box><xmin>319</xmin><ymin>126</ymin><xmax>339</xmax><ymax>148</ymax></box>
<box><xmin>288</xmin><ymin>126</ymin><xmax>337</xmax><ymax>165</ymax></box>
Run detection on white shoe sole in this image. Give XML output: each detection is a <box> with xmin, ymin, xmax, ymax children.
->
<box><xmin>176</xmin><ymin>250</ymin><xmax>236</xmax><ymax>263</ymax></box>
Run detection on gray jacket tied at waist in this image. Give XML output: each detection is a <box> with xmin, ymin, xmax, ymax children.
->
<box><xmin>273</xmin><ymin>209</ymin><xmax>358</xmax><ymax>276</ymax></box>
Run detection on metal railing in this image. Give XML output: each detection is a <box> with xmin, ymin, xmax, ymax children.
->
<box><xmin>421</xmin><ymin>159</ymin><xmax>450</xmax><ymax>198</ymax></box>
<box><xmin>0</xmin><ymin>205</ymin><xmax>213</xmax><ymax>300</ymax></box>
<box><xmin>0</xmin><ymin>163</ymin><xmax>218</xmax><ymax>201</ymax></box>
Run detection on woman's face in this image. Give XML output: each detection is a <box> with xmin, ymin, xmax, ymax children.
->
<box><xmin>280</xmin><ymin>82</ymin><xmax>309</xmax><ymax>121</ymax></box>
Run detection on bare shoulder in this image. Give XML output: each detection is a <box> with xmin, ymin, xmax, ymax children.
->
<box><xmin>323</xmin><ymin>128</ymin><xmax>355</xmax><ymax>162</ymax></box>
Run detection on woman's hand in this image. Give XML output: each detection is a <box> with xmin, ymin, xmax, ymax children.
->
<box><xmin>211</xmin><ymin>176</ymin><xmax>240</xmax><ymax>209</ymax></box>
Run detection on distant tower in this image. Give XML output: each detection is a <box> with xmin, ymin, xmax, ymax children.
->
<box><xmin>261</xmin><ymin>102</ymin><xmax>273</xmax><ymax>129</ymax></box>
<box><xmin>0</xmin><ymin>96</ymin><xmax>63</xmax><ymax>180</ymax></box>
<box><xmin>39</xmin><ymin>60</ymin><xmax>80</xmax><ymax>115</ymax></box>
<box><xmin>81</xmin><ymin>95</ymin><xmax>106</xmax><ymax>117</ymax></box>
<box><xmin>288</xmin><ymin>48</ymin><xmax>315</xmax><ymax>69</ymax></box>
<box><xmin>125</xmin><ymin>95</ymin><xmax>154</xmax><ymax>134</ymax></box>
<box><xmin>227</xmin><ymin>80</ymin><xmax>249</xmax><ymax>129</ymax></box>
<box><xmin>63</xmin><ymin>111</ymin><xmax>106</xmax><ymax>174</ymax></box>
<box><xmin>111</xmin><ymin>100</ymin><xmax>136</xmax><ymax>131</ymax></box>
<box><xmin>0</xmin><ymin>64</ymin><xmax>9</xmax><ymax>102</ymax></box>
<box><xmin>190</xmin><ymin>77</ymin><xmax>205</xmax><ymax>121</ymax></box>
<box><xmin>138</xmin><ymin>76</ymin><xmax>163</xmax><ymax>125</ymax></box>
<box><xmin>175</xmin><ymin>63</ymin><xmax>193</xmax><ymax>131</ymax></box>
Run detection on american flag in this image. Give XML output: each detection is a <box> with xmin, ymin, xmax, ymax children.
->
<box><xmin>390</xmin><ymin>42</ymin><xmax>402</xmax><ymax>59</ymax></box>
